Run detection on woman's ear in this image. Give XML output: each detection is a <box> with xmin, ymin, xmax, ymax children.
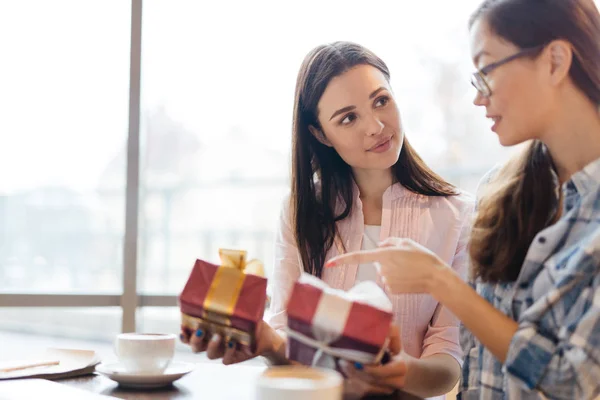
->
<box><xmin>547</xmin><ymin>40</ymin><xmax>573</xmax><ymax>86</ymax></box>
<box><xmin>309</xmin><ymin>125</ymin><xmax>333</xmax><ymax>147</ymax></box>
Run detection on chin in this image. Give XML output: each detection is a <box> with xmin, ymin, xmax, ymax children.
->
<box><xmin>497</xmin><ymin>132</ymin><xmax>529</xmax><ymax>147</ymax></box>
<box><xmin>355</xmin><ymin>153</ymin><xmax>399</xmax><ymax>171</ymax></box>
<box><xmin>379</xmin><ymin>149</ymin><xmax>402</xmax><ymax>170</ymax></box>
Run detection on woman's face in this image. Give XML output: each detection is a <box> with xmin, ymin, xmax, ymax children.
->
<box><xmin>312</xmin><ymin>64</ymin><xmax>403</xmax><ymax>172</ymax></box>
<box><xmin>469</xmin><ymin>18</ymin><xmax>554</xmax><ymax>146</ymax></box>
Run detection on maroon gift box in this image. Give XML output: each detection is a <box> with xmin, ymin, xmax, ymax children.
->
<box><xmin>286</xmin><ymin>275</ymin><xmax>393</xmax><ymax>370</ymax></box>
<box><xmin>179</xmin><ymin>258</ymin><xmax>267</xmax><ymax>350</ymax></box>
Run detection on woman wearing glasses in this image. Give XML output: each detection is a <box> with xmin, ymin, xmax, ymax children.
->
<box><xmin>328</xmin><ymin>0</ymin><xmax>600</xmax><ymax>398</ymax></box>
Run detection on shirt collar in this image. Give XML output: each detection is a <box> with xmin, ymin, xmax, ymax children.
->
<box><xmin>563</xmin><ymin>155</ymin><xmax>600</xmax><ymax>197</ymax></box>
<box><xmin>351</xmin><ymin>181</ymin><xmax>410</xmax><ymax>206</ymax></box>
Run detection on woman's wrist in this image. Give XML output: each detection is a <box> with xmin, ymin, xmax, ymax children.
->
<box><xmin>428</xmin><ymin>260</ymin><xmax>462</xmax><ymax>303</ymax></box>
<box><xmin>261</xmin><ymin>327</ymin><xmax>288</xmax><ymax>365</ymax></box>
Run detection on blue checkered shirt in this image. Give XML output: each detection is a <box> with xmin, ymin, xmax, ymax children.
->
<box><xmin>459</xmin><ymin>157</ymin><xmax>600</xmax><ymax>400</ymax></box>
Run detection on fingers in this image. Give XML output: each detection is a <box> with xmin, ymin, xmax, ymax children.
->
<box><xmin>184</xmin><ymin>326</ymin><xmax>253</xmax><ymax>365</ymax></box>
<box><xmin>222</xmin><ymin>339</ymin><xmax>252</xmax><ymax>365</ymax></box>
<box><xmin>378</xmin><ymin>237</ymin><xmax>405</xmax><ymax>248</ymax></box>
<box><xmin>341</xmin><ymin>359</ymin><xmax>406</xmax><ymax>385</ymax></box>
<box><xmin>362</xmin><ymin>359</ymin><xmax>407</xmax><ymax>380</ymax></box>
<box><xmin>326</xmin><ymin>249</ymin><xmax>388</xmax><ymax>267</ymax></box>
<box><xmin>222</xmin><ymin>337</ymin><xmax>236</xmax><ymax>365</ymax></box>
<box><xmin>190</xmin><ymin>328</ymin><xmax>209</xmax><ymax>353</ymax></box>
<box><xmin>179</xmin><ymin>329</ymin><xmax>190</xmax><ymax>344</ymax></box>
<box><xmin>341</xmin><ymin>361</ymin><xmax>396</xmax><ymax>395</ymax></box>
<box><xmin>388</xmin><ymin>325</ymin><xmax>402</xmax><ymax>355</ymax></box>
<box><xmin>206</xmin><ymin>333</ymin><xmax>225</xmax><ymax>359</ymax></box>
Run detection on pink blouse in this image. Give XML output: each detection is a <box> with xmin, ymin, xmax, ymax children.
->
<box><xmin>268</xmin><ymin>182</ymin><xmax>474</xmax><ymax>366</ymax></box>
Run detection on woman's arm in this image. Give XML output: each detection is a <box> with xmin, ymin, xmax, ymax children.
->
<box><xmin>405</xmin><ymin>203</ymin><xmax>470</xmax><ymax>396</ymax></box>
<box><xmin>327</xmin><ymin>239</ymin><xmax>518</xmax><ymax>363</ymax></box>
<box><xmin>262</xmin><ymin>195</ymin><xmax>303</xmax><ymax>364</ymax></box>
<box><xmin>401</xmin><ymin>353</ymin><xmax>460</xmax><ymax>398</ymax></box>
<box><xmin>430</xmin><ymin>268</ymin><xmax>518</xmax><ymax>363</ymax></box>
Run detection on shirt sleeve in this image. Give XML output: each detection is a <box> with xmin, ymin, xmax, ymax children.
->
<box><xmin>421</xmin><ymin>195</ymin><xmax>474</xmax><ymax>365</ymax></box>
<box><xmin>266</xmin><ymin>195</ymin><xmax>302</xmax><ymax>333</ymax></box>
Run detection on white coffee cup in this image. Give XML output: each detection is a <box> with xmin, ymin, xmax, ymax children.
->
<box><xmin>256</xmin><ymin>366</ymin><xmax>343</xmax><ymax>400</ymax></box>
<box><xmin>114</xmin><ymin>333</ymin><xmax>176</xmax><ymax>375</ymax></box>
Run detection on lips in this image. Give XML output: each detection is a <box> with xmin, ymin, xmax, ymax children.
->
<box><xmin>368</xmin><ymin>135</ymin><xmax>393</xmax><ymax>152</ymax></box>
<box><xmin>487</xmin><ymin>115</ymin><xmax>502</xmax><ymax>132</ymax></box>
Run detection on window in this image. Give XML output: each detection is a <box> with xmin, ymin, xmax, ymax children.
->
<box><xmin>1</xmin><ymin>0</ymin><xmax>521</xmax><ymax>340</ymax></box>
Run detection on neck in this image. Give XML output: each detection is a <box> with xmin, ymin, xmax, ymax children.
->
<box><xmin>352</xmin><ymin>167</ymin><xmax>394</xmax><ymax>202</ymax></box>
<box><xmin>541</xmin><ymin>91</ymin><xmax>600</xmax><ymax>183</ymax></box>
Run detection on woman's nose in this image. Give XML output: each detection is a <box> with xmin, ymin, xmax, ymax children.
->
<box><xmin>473</xmin><ymin>90</ymin><xmax>488</xmax><ymax>107</ymax></box>
<box><xmin>366</xmin><ymin>115</ymin><xmax>384</xmax><ymax>136</ymax></box>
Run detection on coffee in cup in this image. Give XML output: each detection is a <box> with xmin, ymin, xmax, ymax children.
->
<box><xmin>256</xmin><ymin>366</ymin><xmax>343</xmax><ymax>400</ymax></box>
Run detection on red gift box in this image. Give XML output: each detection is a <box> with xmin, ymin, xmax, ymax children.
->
<box><xmin>179</xmin><ymin>250</ymin><xmax>267</xmax><ymax>350</ymax></box>
<box><xmin>286</xmin><ymin>274</ymin><xmax>393</xmax><ymax>370</ymax></box>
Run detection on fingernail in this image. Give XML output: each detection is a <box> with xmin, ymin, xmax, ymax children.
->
<box><xmin>179</xmin><ymin>333</ymin><xmax>185</xmax><ymax>341</ymax></box>
<box><xmin>195</xmin><ymin>329</ymin><xmax>203</xmax><ymax>337</ymax></box>
<box><xmin>354</xmin><ymin>362</ymin><xmax>363</xmax><ymax>370</ymax></box>
<box><xmin>325</xmin><ymin>260</ymin><xmax>336</xmax><ymax>267</ymax></box>
<box><xmin>211</xmin><ymin>333</ymin><xmax>221</xmax><ymax>342</ymax></box>
<box><xmin>227</xmin><ymin>340</ymin><xmax>235</xmax><ymax>349</ymax></box>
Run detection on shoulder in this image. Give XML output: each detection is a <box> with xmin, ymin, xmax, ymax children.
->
<box><xmin>397</xmin><ymin>188</ymin><xmax>475</xmax><ymax>218</ymax></box>
<box><xmin>447</xmin><ymin>191</ymin><xmax>476</xmax><ymax>215</ymax></box>
<box><xmin>277</xmin><ymin>192</ymin><xmax>294</xmax><ymax>227</ymax></box>
<box><xmin>475</xmin><ymin>164</ymin><xmax>503</xmax><ymax>201</ymax></box>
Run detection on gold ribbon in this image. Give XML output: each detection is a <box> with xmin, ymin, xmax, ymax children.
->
<box><xmin>218</xmin><ymin>248</ymin><xmax>265</xmax><ymax>276</ymax></box>
<box><xmin>202</xmin><ymin>249</ymin><xmax>265</xmax><ymax>319</ymax></box>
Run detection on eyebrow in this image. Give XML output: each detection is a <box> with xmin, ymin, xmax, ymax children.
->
<box><xmin>328</xmin><ymin>87</ymin><xmax>388</xmax><ymax>121</ymax></box>
<box><xmin>369</xmin><ymin>87</ymin><xmax>386</xmax><ymax>99</ymax></box>
<box><xmin>473</xmin><ymin>50</ymin><xmax>490</xmax><ymax>66</ymax></box>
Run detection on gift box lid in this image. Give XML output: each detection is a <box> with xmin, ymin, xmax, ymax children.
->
<box><xmin>287</xmin><ymin>274</ymin><xmax>393</xmax><ymax>348</ymax></box>
<box><xmin>179</xmin><ymin>258</ymin><xmax>267</xmax><ymax>323</ymax></box>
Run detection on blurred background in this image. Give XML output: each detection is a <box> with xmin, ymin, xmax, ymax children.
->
<box><xmin>0</xmin><ymin>0</ymin><xmax>520</xmax><ymax>343</ymax></box>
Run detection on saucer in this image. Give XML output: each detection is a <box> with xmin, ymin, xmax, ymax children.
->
<box><xmin>95</xmin><ymin>361</ymin><xmax>195</xmax><ymax>389</ymax></box>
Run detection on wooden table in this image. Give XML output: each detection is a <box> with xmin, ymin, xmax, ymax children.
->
<box><xmin>0</xmin><ymin>332</ymin><xmax>423</xmax><ymax>399</ymax></box>
<box><xmin>62</xmin><ymin>363</ymin><xmax>267</xmax><ymax>400</ymax></box>
<box><xmin>58</xmin><ymin>362</ymin><xmax>423</xmax><ymax>400</ymax></box>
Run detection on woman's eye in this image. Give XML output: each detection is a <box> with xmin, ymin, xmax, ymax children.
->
<box><xmin>375</xmin><ymin>96</ymin><xmax>389</xmax><ymax>108</ymax></box>
<box><xmin>340</xmin><ymin>113</ymin><xmax>357</xmax><ymax>125</ymax></box>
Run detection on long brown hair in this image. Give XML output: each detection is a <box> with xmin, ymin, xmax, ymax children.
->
<box><xmin>291</xmin><ymin>41</ymin><xmax>458</xmax><ymax>278</ymax></box>
<box><xmin>469</xmin><ymin>0</ymin><xmax>600</xmax><ymax>282</ymax></box>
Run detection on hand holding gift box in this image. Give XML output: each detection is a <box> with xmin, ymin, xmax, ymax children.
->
<box><xmin>285</xmin><ymin>274</ymin><xmax>394</xmax><ymax>372</ymax></box>
<box><xmin>179</xmin><ymin>249</ymin><xmax>267</xmax><ymax>352</ymax></box>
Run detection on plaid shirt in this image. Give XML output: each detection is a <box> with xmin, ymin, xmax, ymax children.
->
<box><xmin>459</xmin><ymin>157</ymin><xmax>600</xmax><ymax>400</ymax></box>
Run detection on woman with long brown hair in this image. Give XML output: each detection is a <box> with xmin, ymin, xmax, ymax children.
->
<box><xmin>183</xmin><ymin>41</ymin><xmax>474</xmax><ymax>398</ymax></box>
<box><xmin>328</xmin><ymin>1</ymin><xmax>600</xmax><ymax>398</ymax></box>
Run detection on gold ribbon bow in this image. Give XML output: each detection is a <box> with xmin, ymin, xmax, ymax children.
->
<box><xmin>202</xmin><ymin>249</ymin><xmax>264</xmax><ymax>319</ymax></box>
<box><xmin>218</xmin><ymin>249</ymin><xmax>265</xmax><ymax>277</ymax></box>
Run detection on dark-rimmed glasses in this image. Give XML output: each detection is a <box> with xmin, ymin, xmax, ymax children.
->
<box><xmin>471</xmin><ymin>45</ymin><xmax>545</xmax><ymax>97</ymax></box>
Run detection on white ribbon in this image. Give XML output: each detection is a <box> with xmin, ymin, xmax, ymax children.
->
<box><xmin>290</xmin><ymin>274</ymin><xmax>393</xmax><ymax>368</ymax></box>
<box><xmin>285</xmin><ymin>327</ymin><xmax>389</xmax><ymax>367</ymax></box>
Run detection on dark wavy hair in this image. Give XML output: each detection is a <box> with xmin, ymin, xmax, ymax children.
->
<box><xmin>291</xmin><ymin>41</ymin><xmax>458</xmax><ymax>278</ymax></box>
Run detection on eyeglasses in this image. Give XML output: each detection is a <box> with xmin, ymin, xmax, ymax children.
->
<box><xmin>471</xmin><ymin>45</ymin><xmax>545</xmax><ymax>97</ymax></box>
